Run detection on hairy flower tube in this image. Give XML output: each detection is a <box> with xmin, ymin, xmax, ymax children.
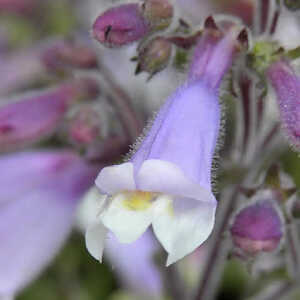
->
<box><xmin>0</xmin><ymin>151</ymin><xmax>98</xmax><ymax>299</ymax></box>
<box><xmin>93</xmin><ymin>3</ymin><xmax>150</xmax><ymax>48</ymax></box>
<box><xmin>86</xmin><ymin>28</ymin><xmax>239</xmax><ymax>265</ymax></box>
<box><xmin>267</xmin><ymin>60</ymin><xmax>300</xmax><ymax>151</ymax></box>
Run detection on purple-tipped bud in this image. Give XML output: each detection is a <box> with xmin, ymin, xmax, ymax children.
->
<box><xmin>230</xmin><ymin>200</ymin><xmax>283</xmax><ymax>255</ymax></box>
<box><xmin>142</xmin><ymin>0</ymin><xmax>173</xmax><ymax>30</ymax></box>
<box><xmin>93</xmin><ymin>4</ymin><xmax>150</xmax><ymax>48</ymax></box>
<box><xmin>42</xmin><ymin>40</ymin><xmax>98</xmax><ymax>71</ymax></box>
<box><xmin>267</xmin><ymin>60</ymin><xmax>300</xmax><ymax>150</ymax></box>
<box><xmin>0</xmin><ymin>79</ymin><xmax>99</xmax><ymax>151</ymax></box>
<box><xmin>136</xmin><ymin>37</ymin><xmax>172</xmax><ymax>78</ymax></box>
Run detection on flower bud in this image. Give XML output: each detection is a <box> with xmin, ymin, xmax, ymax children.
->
<box><xmin>284</xmin><ymin>0</ymin><xmax>300</xmax><ymax>11</ymax></box>
<box><xmin>135</xmin><ymin>37</ymin><xmax>172</xmax><ymax>78</ymax></box>
<box><xmin>42</xmin><ymin>40</ymin><xmax>98</xmax><ymax>71</ymax></box>
<box><xmin>230</xmin><ymin>200</ymin><xmax>283</xmax><ymax>255</ymax></box>
<box><xmin>0</xmin><ymin>78</ymin><xmax>99</xmax><ymax>151</ymax></box>
<box><xmin>267</xmin><ymin>60</ymin><xmax>300</xmax><ymax>151</ymax></box>
<box><xmin>93</xmin><ymin>4</ymin><xmax>150</xmax><ymax>48</ymax></box>
<box><xmin>142</xmin><ymin>0</ymin><xmax>173</xmax><ymax>30</ymax></box>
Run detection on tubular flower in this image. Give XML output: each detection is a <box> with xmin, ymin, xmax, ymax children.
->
<box><xmin>86</xmin><ymin>29</ymin><xmax>239</xmax><ymax>265</ymax></box>
<box><xmin>267</xmin><ymin>60</ymin><xmax>300</xmax><ymax>151</ymax></box>
<box><xmin>0</xmin><ymin>151</ymin><xmax>98</xmax><ymax>298</ymax></box>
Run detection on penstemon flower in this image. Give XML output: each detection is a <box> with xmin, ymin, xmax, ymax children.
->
<box><xmin>86</xmin><ymin>28</ymin><xmax>239</xmax><ymax>265</ymax></box>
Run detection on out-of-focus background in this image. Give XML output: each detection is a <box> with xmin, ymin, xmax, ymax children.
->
<box><xmin>2</xmin><ymin>0</ymin><xmax>300</xmax><ymax>299</ymax></box>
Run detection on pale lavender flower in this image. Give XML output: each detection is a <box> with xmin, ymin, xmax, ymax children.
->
<box><xmin>0</xmin><ymin>151</ymin><xmax>98</xmax><ymax>299</ymax></box>
<box><xmin>267</xmin><ymin>60</ymin><xmax>300</xmax><ymax>150</ymax></box>
<box><xmin>86</xmin><ymin>29</ymin><xmax>239</xmax><ymax>265</ymax></box>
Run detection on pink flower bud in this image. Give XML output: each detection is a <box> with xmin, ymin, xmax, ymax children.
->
<box><xmin>93</xmin><ymin>4</ymin><xmax>150</xmax><ymax>48</ymax></box>
<box><xmin>230</xmin><ymin>200</ymin><xmax>283</xmax><ymax>255</ymax></box>
<box><xmin>267</xmin><ymin>60</ymin><xmax>300</xmax><ymax>150</ymax></box>
<box><xmin>0</xmin><ymin>78</ymin><xmax>99</xmax><ymax>151</ymax></box>
<box><xmin>142</xmin><ymin>0</ymin><xmax>173</xmax><ymax>30</ymax></box>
